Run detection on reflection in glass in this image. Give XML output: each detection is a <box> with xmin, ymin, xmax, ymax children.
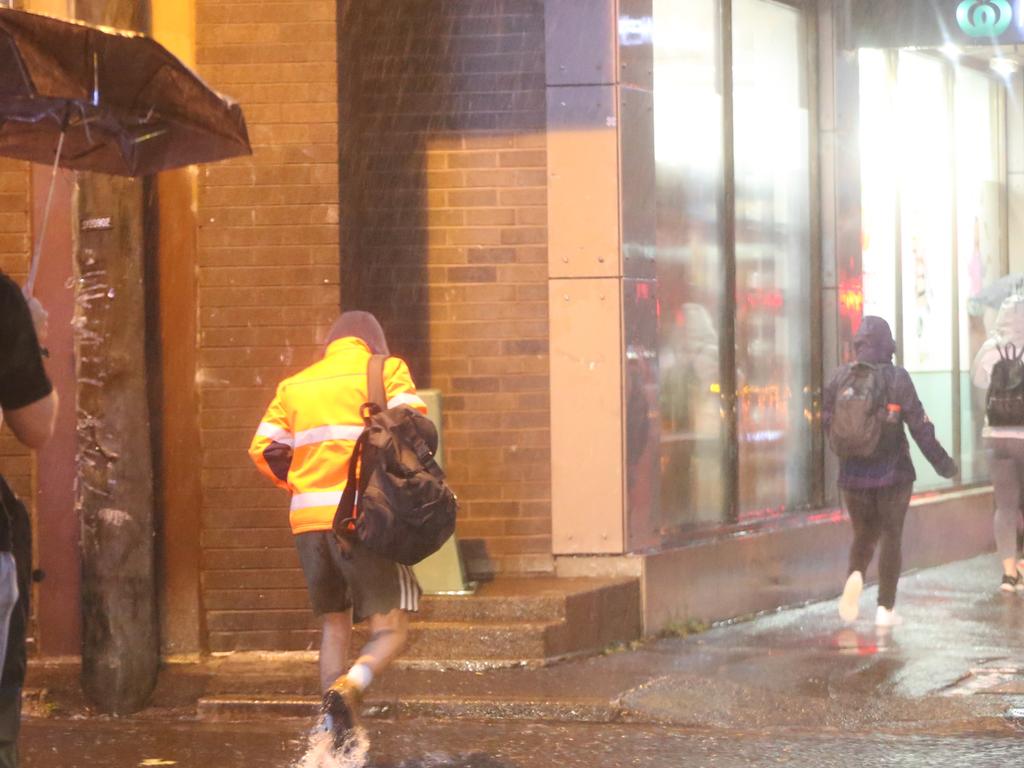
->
<box><xmin>955</xmin><ymin>66</ymin><xmax>1000</xmax><ymax>483</ymax></box>
<box><xmin>732</xmin><ymin>0</ymin><xmax>813</xmax><ymax>518</ymax></box>
<box><xmin>860</xmin><ymin>50</ymin><xmax>1006</xmax><ymax>490</ymax></box>
<box><xmin>859</xmin><ymin>49</ymin><xmax>898</xmax><ymax>330</ymax></box>
<box><xmin>897</xmin><ymin>52</ymin><xmax>954</xmax><ymax>491</ymax></box>
<box><xmin>653</xmin><ymin>0</ymin><xmax>725</xmax><ymax>530</ymax></box>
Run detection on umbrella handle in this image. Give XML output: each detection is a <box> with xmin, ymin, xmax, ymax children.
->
<box><xmin>25</xmin><ymin>129</ymin><xmax>67</xmax><ymax>298</ymax></box>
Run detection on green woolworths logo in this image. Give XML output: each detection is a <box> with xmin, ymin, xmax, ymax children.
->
<box><xmin>957</xmin><ymin>0</ymin><xmax>1014</xmax><ymax>37</ymax></box>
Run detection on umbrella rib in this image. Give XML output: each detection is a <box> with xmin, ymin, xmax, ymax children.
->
<box><xmin>128</xmin><ymin>63</ymin><xmax>169</xmax><ymax>121</ymax></box>
<box><xmin>25</xmin><ymin>127</ymin><xmax>66</xmax><ymax>296</ymax></box>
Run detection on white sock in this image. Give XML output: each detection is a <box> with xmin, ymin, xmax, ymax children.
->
<box><xmin>346</xmin><ymin>663</ymin><xmax>374</xmax><ymax>692</ymax></box>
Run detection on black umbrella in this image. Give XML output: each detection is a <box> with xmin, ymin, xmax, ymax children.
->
<box><xmin>0</xmin><ymin>7</ymin><xmax>252</xmax><ymax>291</ymax></box>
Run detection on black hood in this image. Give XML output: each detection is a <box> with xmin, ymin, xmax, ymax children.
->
<box><xmin>853</xmin><ymin>316</ymin><xmax>896</xmax><ymax>364</ymax></box>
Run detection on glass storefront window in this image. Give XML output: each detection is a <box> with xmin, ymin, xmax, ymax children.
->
<box><xmin>653</xmin><ymin>0</ymin><xmax>814</xmax><ymax>531</ymax></box>
<box><xmin>859</xmin><ymin>49</ymin><xmax>898</xmax><ymax>329</ymax></box>
<box><xmin>955</xmin><ymin>66</ymin><xmax>1001</xmax><ymax>484</ymax></box>
<box><xmin>860</xmin><ymin>50</ymin><xmax>1006</xmax><ymax>491</ymax></box>
<box><xmin>653</xmin><ymin>0</ymin><xmax>725</xmax><ymax>531</ymax></box>
<box><xmin>732</xmin><ymin>0</ymin><xmax>813</xmax><ymax>518</ymax></box>
<box><xmin>897</xmin><ymin>51</ymin><xmax>955</xmax><ymax>490</ymax></box>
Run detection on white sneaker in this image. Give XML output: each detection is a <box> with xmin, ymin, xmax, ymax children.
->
<box><xmin>875</xmin><ymin>606</ymin><xmax>903</xmax><ymax>627</ymax></box>
<box><xmin>838</xmin><ymin>571</ymin><xmax>863</xmax><ymax>623</ymax></box>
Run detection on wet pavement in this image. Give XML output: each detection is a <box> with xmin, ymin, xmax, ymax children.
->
<box><xmin>20</xmin><ymin>717</ymin><xmax>1024</xmax><ymax>767</ymax></box>
<box><xmin>19</xmin><ymin>554</ymin><xmax>1024</xmax><ymax>766</ymax></box>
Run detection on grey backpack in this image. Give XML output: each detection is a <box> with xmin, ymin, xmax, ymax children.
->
<box><xmin>332</xmin><ymin>355</ymin><xmax>457</xmax><ymax>566</ymax></box>
<box><xmin>827</xmin><ymin>362</ymin><xmax>889</xmax><ymax>459</ymax></box>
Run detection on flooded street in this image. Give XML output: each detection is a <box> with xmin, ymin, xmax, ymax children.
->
<box><xmin>19</xmin><ymin>716</ymin><xmax>1024</xmax><ymax>768</ymax></box>
<box><xmin>18</xmin><ymin>556</ymin><xmax>1024</xmax><ymax>767</ymax></box>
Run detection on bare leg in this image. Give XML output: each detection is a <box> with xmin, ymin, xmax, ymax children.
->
<box><xmin>319</xmin><ymin>611</ymin><xmax>353</xmax><ymax>693</ymax></box>
<box><xmin>353</xmin><ymin>608</ymin><xmax>409</xmax><ymax>678</ymax></box>
<box><xmin>991</xmin><ymin>451</ymin><xmax>1022</xmax><ymax>577</ymax></box>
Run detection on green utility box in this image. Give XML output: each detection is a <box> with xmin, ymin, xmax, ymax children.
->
<box><xmin>411</xmin><ymin>389</ymin><xmax>475</xmax><ymax>595</ymax></box>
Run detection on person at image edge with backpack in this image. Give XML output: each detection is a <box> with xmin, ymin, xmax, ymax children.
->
<box><xmin>248</xmin><ymin>311</ymin><xmax>429</xmax><ymax>748</ymax></box>
<box><xmin>823</xmin><ymin>316</ymin><xmax>958</xmax><ymax>628</ymax></box>
<box><xmin>971</xmin><ymin>294</ymin><xmax>1024</xmax><ymax>593</ymax></box>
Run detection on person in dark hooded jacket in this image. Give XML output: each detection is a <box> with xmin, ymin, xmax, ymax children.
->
<box><xmin>823</xmin><ymin>316</ymin><xmax>958</xmax><ymax>627</ymax></box>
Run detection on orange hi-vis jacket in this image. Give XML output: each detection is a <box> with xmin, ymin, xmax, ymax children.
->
<box><xmin>248</xmin><ymin>337</ymin><xmax>428</xmax><ymax>535</ymax></box>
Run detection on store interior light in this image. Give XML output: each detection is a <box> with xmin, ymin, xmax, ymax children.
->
<box><xmin>940</xmin><ymin>44</ymin><xmax>961</xmax><ymax>60</ymax></box>
<box><xmin>990</xmin><ymin>57</ymin><xmax>1018</xmax><ymax>77</ymax></box>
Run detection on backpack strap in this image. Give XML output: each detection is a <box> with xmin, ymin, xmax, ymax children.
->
<box><xmin>333</xmin><ymin>354</ymin><xmax>388</xmax><ymax>540</ymax></box>
<box><xmin>367</xmin><ymin>354</ymin><xmax>388</xmax><ymax>411</ymax></box>
<box><xmin>333</xmin><ymin>429</ymin><xmax>379</xmax><ymax>540</ymax></box>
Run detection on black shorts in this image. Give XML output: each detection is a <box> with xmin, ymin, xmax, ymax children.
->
<box><xmin>294</xmin><ymin>532</ymin><xmax>421</xmax><ymax>623</ymax></box>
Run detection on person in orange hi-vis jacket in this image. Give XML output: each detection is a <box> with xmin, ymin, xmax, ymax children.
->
<box><xmin>248</xmin><ymin>311</ymin><xmax>427</xmax><ymax>748</ymax></box>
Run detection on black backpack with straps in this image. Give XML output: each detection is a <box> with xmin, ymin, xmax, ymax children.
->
<box><xmin>827</xmin><ymin>362</ymin><xmax>890</xmax><ymax>459</ymax></box>
<box><xmin>986</xmin><ymin>343</ymin><xmax>1024</xmax><ymax>427</ymax></box>
<box><xmin>332</xmin><ymin>355</ymin><xmax>457</xmax><ymax>566</ymax></box>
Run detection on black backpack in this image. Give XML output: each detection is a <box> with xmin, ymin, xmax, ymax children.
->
<box><xmin>827</xmin><ymin>362</ymin><xmax>889</xmax><ymax>459</ymax></box>
<box><xmin>986</xmin><ymin>343</ymin><xmax>1024</xmax><ymax>427</ymax></box>
<box><xmin>332</xmin><ymin>355</ymin><xmax>457</xmax><ymax>566</ymax></box>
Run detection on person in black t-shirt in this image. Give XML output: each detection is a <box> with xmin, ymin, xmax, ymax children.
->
<box><xmin>0</xmin><ymin>270</ymin><xmax>57</xmax><ymax>768</ymax></box>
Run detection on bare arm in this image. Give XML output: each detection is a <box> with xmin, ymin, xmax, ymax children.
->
<box><xmin>3</xmin><ymin>390</ymin><xmax>58</xmax><ymax>449</ymax></box>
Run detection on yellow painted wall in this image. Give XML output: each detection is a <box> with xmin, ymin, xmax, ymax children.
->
<box><xmin>151</xmin><ymin>0</ymin><xmax>194</xmax><ymax>66</ymax></box>
<box><xmin>25</xmin><ymin>0</ymin><xmax>71</xmax><ymax>18</ymax></box>
<box><xmin>151</xmin><ymin>0</ymin><xmax>203</xmax><ymax>655</ymax></box>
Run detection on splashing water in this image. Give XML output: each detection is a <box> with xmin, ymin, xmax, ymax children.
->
<box><xmin>294</xmin><ymin>727</ymin><xmax>370</xmax><ymax>768</ymax></box>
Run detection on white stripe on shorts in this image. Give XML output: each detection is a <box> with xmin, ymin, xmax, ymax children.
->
<box><xmin>397</xmin><ymin>563</ymin><xmax>420</xmax><ymax>612</ymax></box>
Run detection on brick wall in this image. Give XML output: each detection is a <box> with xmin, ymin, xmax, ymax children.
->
<box><xmin>193</xmin><ymin>0</ymin><xmax>550</xmax><ymax>650</ymax></box>
<box><xmin>0</xmin><ymin>158</ymin><xmax>32</xmax><ymax>501</ymax></box>
<box><xmin>339</xmin><ymin>0</ymin><xmax>552</xmax><ymax>577</ymax></box>
<box><xmin>195</xmin><ymin>0</ymin><xmax>341</xmax><ymax>651</ymax></box>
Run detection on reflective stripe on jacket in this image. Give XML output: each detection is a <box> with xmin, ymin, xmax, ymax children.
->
<box><xmin>248</xmin><ymin>337</ymin><xmax>427</xmax><ymax>534</ymax></box>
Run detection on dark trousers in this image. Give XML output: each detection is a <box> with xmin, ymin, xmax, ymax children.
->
<box><xmin>842</xmin><ymin>482</ymin><xmax>914</xmax><ymax>610</ymax></box>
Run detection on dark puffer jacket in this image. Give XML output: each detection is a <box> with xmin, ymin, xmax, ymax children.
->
<box><xmin>823</xmin><ymin>316</ymin><xmax>957</xmax><ymax>489</ymax></box>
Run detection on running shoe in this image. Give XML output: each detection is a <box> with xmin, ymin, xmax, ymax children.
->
<box><xmin>1001</xmin><ymin>572</ymin><xmax>1022</xmax><ymax>594</ymax></box>
<box><xmin>321</xmin><ymin>676</ymin><xmax>362</xmax><ymax>750</ymax></box>
<box><xmin>875</xmin><ymin>606</ymin><xmax>903</xmax><ymax>627</ymax></box>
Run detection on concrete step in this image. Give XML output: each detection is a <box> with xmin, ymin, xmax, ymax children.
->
<box><xmin>196</xmin><ymin>692</ymin><xmax>619</xmax><ymax>724</ymax></box>
<box><xmin>386</xmin><ymin>620</ymin><xmax>562</xmax><ymax>662</ymax></box>
<box><xmin>414</xmin><ymin>576</ymin><xmax>635</xmax><ymax>624</ymax></box>
<box><xmin>206</xmin><ymin>575</ymin><xmax>641</xmax><ymax>666</ymax></box>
